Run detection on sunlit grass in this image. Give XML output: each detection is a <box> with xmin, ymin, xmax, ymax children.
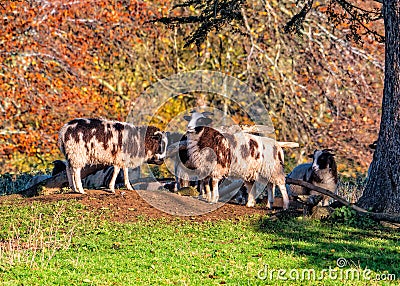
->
<box><xmin>0</xmin><ymin>199</ymin><xmax>398</xmax><ymax>285</ymax></box>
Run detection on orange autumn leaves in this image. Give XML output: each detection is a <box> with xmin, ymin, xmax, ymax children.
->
<box><xmin>0</xmin><ymin>0</ymin><xmax>166</xmax><ymax>172</ymax></box>
<box><xmin>0</xmin><ymin>0</ymin><xmax>384</xmax><ymax>176</ymax></box>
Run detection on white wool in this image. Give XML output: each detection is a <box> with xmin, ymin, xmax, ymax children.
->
<box><xmin>185</xmin><ymin>126</ymin><xmax>288</xmax><ymax>208</ymax></box>
<box><xmin>58</xmin><ymin>118</ymin><xmax>166</xmax><ymax>194</ymax></box>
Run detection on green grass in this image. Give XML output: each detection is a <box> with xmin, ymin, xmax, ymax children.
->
<box><xmin>0</xmin><ymin>199</ymin><xmax>398</xmax><ymax>285</ymax></box>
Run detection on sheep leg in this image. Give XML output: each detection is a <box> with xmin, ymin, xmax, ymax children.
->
<box><xmin>66</xmin><ymin>164</ymin><xmax>74</xmax><ymax>190</ymax></box>
<box><xmin>245</xmin><ymin>181</ymin><xmax>256</xmax><ymax>207</ymax></box>
<box><xmin>72</xmin><ymin>167</ymin><xmax>85</xmax><ymax>194</ymax></box>
<box><xmin>123</xmin><ymin>167</ymin><xmax>133</xmax><ymax>191</ymax></box>
<box><xmin>266</xmin><ymin>183</ymin><xmax>275</xmax><ymax>209</ymax></box>
<box><xmin>278</xmin><ymin>184</ymin><xmax>290</xmax><ymax>210</ymax></box>
<box><xmin>204</xmin><ymin>178</ymin><xmax>212</xmax><ymax>202</ymax></box>
<box><xmin>321</xmin><ymin>195</ymin><xmax>330</xmax><ymax>207</ymax></box>
<box><xmin>198</xmin><ymin>179</ymin><xmax>207</xmax><ymax>199</ymax></box>
<box><xmin>108</xmin><ymin>166</ymin><xmax>120</xmax><ymax>193</ymax></box>
<box><xmin>197</xmin><ymin>180</ymin><xmax>204</xmax><ymax>198</ymax></box>
<box><xmin>180</xmin><ymin>178</ymin><xmax>189</xmax><ymax>189</ymax></box>
<box><xmin>210</xmin><ymin>178</ymin><xmax>219</xmax><ymax>203</ymax></box>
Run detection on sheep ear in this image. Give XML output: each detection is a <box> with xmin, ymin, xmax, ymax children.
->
<box><xmin>307</xmin><ymin>150</ymin><xmax>316</xmax><ymax>158</ymax></box>
<box><xmin>183</xmin><ymin>115</ymin><xmax>191</xmax><ymax>121</ymax></box>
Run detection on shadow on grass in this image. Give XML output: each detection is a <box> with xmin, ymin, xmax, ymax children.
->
<box><xmin>253</xmin><ymin>212</ymin><xmax>400</xmax><ymax>278</ymax></box>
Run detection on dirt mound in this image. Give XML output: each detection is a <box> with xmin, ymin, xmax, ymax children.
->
<box><xmin>4</xmin><ymin>189</ymin><xmax>280</xmax><ymax>222</ymax></box>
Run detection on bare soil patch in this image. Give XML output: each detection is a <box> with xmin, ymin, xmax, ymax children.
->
<box><xmin>1</xmin><ymin>190</ymin><xmax>279</xmax><ymax>222</ymax></box>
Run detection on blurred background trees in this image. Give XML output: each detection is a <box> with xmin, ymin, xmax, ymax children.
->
<box><xmin>1</xmin><ymin>0</ymin><xmax>383</xmax><ymax>177</ymax></box>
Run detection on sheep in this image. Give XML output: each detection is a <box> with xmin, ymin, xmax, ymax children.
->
<box><xmin>164</xmin><ymin>132</ymin><xmax>197</xmax><ymax>191</ymax></box>
<box><xmin>183</xmin><ymin>111</ymin><xmax>290</xmax><ymax>209</ymax></box>
<box><xmin>287</xmin><ymin>149</ymin><xmax>338</xmax><ymax>206</ymax></box>
<box><xmin>172</xmin><ymin>134</ymin><xmax>196</xmax><ymax>190</ymax></box>
<box><xmin>24</xmin><ymin>160</ymin><xmax>67</xmax><ymax>189</ymax></box>
<box><xmin>58</xmin><ymin>118</ymin><xmax>167</xmax><ymax>194</ymax></box>
<box><xmin>24</xmin><ymin>174</ymin><xmax>51</xmax><ymax>190</ymax></box>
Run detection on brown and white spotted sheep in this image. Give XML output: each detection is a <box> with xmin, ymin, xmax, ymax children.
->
<box><xmin>184</xmin><ymin>112</ymin><xmax>290</xmax><ymax>209</ymax></box>
<box><xmin>287</xmin><ymin>149</ymin><xmax>338</xmax><ymax>206</ymax></box>
<box><xmin>58</xmin><ymin>118</ymin><xmax>167</xmax><ymax>194</ymax></box>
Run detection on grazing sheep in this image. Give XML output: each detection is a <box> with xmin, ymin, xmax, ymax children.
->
<box><xmin>287</xmin><ymin>149</ymin><xmax>338</xmax><ymax>206</ymax></box>
<box><xmin>183</xmin><ymin>112</ymin><xmax>290</xmax><ymax>209</ymax></box>
<box><xmin>58</xmin><ymin>118</ymin><xmax>167</xmax><ymax>194</ymax></box>
<box><xmin>173</xmin><ymin>134</ymin><xmax>196</xmax><ymax>190</ymax></box>
<box><xmin>165</xmin><ymin>132</ymin><xmax>199</xmax><ymax>192</ymax></box>
<box><xmin>52</xmin><ymin>159</ymin><xmax>69</xmax><ymax>176</ymax></box>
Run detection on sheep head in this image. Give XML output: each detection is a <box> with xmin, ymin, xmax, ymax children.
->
<box><xmin>184</xmin><ymin>111</ymin><xmax>213</xmax><ymax>133</ymax></box>
<box><xmin>308</xmin><ymin>149</ymin><xmax>336</xmax><ymax>173</ymax></box>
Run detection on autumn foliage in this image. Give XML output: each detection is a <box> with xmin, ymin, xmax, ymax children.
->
<box><xmin>0</xmin><ymin>0</ymin><xmax>168</xmax><ymax>172</ymax></box>
<box><xmin>1</xmin><ymin>0</ymin><xmax>384</xmax><ymax>176</ymax></box>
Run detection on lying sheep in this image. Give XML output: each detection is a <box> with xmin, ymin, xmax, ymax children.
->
<box><xmin>184</xmin><ymin>111</ymin><xmax>291</xmax><ymax>209</ymax></box>
<box><xmin>51</xmin><ymin>160</ymin><xmax>140</xmax><ymax>190</ymax></box>
<box><xmin>287</xmin><ymin>149</ymin><xmax>338</xmax><ymax>206</ymax></box>
<box><xmin>24</xmin><ymin>160</ymin><xmax>66</xmax><ymax>189</ymax></box>
<box><xmin>24</xmin><ymin>174</ymin><xmax>51</xmax><ymax>190</ymax></box>
<box><xmin>58</xmin><ymin>118</ymin><xmax>167</xmax><ymax>194</ymax></box>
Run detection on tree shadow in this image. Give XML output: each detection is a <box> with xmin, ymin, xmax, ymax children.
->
<box><xmin>253</xmin><ymin>214</ymin><xmax>400</xmax><ymax>277</ymax></box>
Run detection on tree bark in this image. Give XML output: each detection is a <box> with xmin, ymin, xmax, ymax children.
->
<box><xmin>358</xmin><ymin>0</ymin><xmax>400</xmax><ymax>213</ymax></box>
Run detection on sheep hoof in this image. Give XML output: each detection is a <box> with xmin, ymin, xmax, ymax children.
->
<box><xmin>246</xmin><ymin>201</ymin><xmax>256</xmax><ymax>207</ymax></box>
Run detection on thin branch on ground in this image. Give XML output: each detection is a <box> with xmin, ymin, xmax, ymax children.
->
<box><xmin>286</xmin><ymin>177</ymin><xmax>400</xmax><ymax>223</ymax></box>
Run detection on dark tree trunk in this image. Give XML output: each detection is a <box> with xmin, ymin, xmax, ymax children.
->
<box><xmin>358</xmin><ymin>0</ymin><xmax>400</xmax><ymax>213</ymax></box>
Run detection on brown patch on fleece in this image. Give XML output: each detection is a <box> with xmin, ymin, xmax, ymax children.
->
<box><xmin>144</xmin><ymin>126</ymin><xmax>163</xmax><ymax>157</ymax></box>
<box><xmin>197</xmin><ymin>127</ymin><xmax>231</xmax><ymax>168</ymax></box>
<box><xmin>64</xmin><ymin>118</ymin><xmax>114</xmax><ymax>150</ymax></box>
<box><xmin>249</xmin><ymin>139</ymin><xmax>260</xmax><ymax>159</ymax></box>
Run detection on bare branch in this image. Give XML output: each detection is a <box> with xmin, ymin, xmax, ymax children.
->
<box><xmin>286</xmin><ymin>178</ymin><xmax>400</xmax><ymax>223</ymax></box>
<box><xmin>284</xmin><ymin>0</ymin><xmax>314</xmax><ymax>34</ymax></box>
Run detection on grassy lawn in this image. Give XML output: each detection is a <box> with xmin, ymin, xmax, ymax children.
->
<box><xmin>0</xmin><ymin>199</ymin><xmax>398</xmax><ymax>285</ymax></box>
